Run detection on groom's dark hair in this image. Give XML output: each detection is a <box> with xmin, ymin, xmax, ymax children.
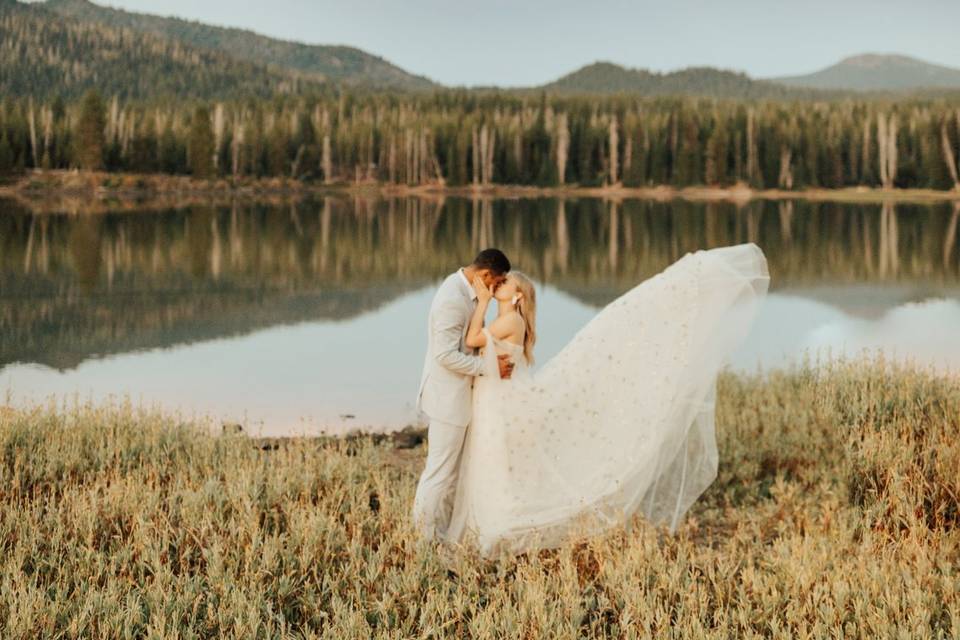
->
<box><xmin>472</xmin><ymin>248</ymin><xmax>511</xmax><ymax>275</ymax></box>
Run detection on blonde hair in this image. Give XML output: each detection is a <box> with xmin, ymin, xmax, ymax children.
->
<box><xmin>509</xmin><ymin>271</ymin><xmax>537</xmax><ymax>365</ymax></box>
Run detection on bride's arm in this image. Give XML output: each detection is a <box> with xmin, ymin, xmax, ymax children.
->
<box><xmin>465</xmin><ymin>277</ymin><xmax>492</xmax><ymax>348</ymax></box>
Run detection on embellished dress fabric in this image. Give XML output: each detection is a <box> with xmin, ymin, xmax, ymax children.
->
<box><xmin>444</xmin><ymin>243</ymin><xmax>770</xmax><ymax>557</ymax></box>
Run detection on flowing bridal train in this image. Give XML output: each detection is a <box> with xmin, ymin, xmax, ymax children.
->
<box><xmin>444</xmin><ymin>243</ymin><xmax>770</xmax><ymax>557</ymax></box>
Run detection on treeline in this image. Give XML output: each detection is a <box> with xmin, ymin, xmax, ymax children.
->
<box><xmin>2</xmin><ymin>91</ymin><xmax>960</xmax><ymax>190</ymax></box>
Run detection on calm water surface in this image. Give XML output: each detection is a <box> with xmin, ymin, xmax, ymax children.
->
<box><xmin>2</xmin><ymin>196</ymin><xmax>959</xmax><ymax>434</ymax></box>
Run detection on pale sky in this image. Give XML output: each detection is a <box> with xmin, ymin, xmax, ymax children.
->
<box><xmin>78</xmin><ymin>0</ymin><xmax>960</xmax><ymax>87</ymax></box>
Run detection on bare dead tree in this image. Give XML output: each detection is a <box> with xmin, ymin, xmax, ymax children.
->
<box><xmin>555</xmin><ymin>113</ymin><xmax>569</xmax><ymax>185</ymax></box>
<box><xmin>429</xmin><ymin>131</ymin><xmax>445</xmax><ymax>185</ymax></box>
<box><xmin>26</xmin><ymin>99</ymin><xmax>38</xmax><ymax>168</ymax></box>
<box><xmin>230</xmin><ymin>121</ymin><xmax>244</xmax><ymax>177</ymax></box>
<box><xmin>878</xmin><ymin>113</ymin><xmax>889</xmax><ymax>188</ymax></box>
<box><xmin>942</xmin><ymin>121</ymin><xmax>960</xmax><ymax>190</ymax></box>
<box><xmin>41</xmin><ymin>106</ymin><xmax>53</xmax><ymax>159</ymax></box>
<box><xmin>154</xmin><ymin>109</ymin><xmax>168</xmax><ymax>165</ymax></box>
<box><xmin>311</xmin><ymin>105</ymin><xmax>324</xmax><ymax>139</ymax></box>
<box><xmin>746</xmin><ymin>108</ymin><xmax>759</xmax><ymax>185</ymax></box>
<box><xmin>861</xmin><ymin>118</ymin><xmax>871</xmax><ymax>185</ymax></box>
<box><xmin>513</xmin><ymin>129</ymin><xmax>523</xmax><ymax>177</ymax></box>
<box><xmin>212</xmin><ymin>103</ymin><xmax>225</xmax><ymax>171</ymax></box>
<box><xmin>121</xmin><ymin>111</ymin><xmax>134</xmax><ymax>160</ymax></box>
<box><xmin>106</xmin><ymin>95</ymin><xmax>120</xmax><ymax>147</ymax></box>
<box><xmin>411</xmin><ymin>128</ymin><xmax>420</xmax><ymax>185</ymax></box>
<box><xmin>877</xmin><ymin>113</ymin><xmax>898</xmax><ymax>188</ymax></box>
<box><xmin>608</xmin><ymin>116</ymin><xmax>619</xmax><ymax>185</ymax></box>
<box><xmin>471</xmin><ymin>126</ymin><xmax>480</xmax><ymax>185</ymax></box>
<box><xmin>387</xmin><ymin>137</ymin><xmax>397</xmax><ymax>184</ymax></box>
<box><xmin>479</xmin><ymin>124</ymin><xmax>495</xmax><ymax>185</ymax></box>
<box><xmin>886</xmin><ymin>115</ymin><xmax>899</xmax><ymax>188</ymax></box>
<box><xmin>421</xmin><ymin>129</ymin><xmax>431</xmax><ymax>184</ymax></box>
<box><xmin>404</xmin><ymin>129</ymin><xmax>414</xmax><ymax>185</ymax></box>
<box><xmin>623</xmin><ymin>137</ymin><xmax>633</xmax><ymax>180</ymax></box>
<box><xmin>290</xmin><ymin>144</ymin><xmax>305</xmax><ymax>179</ymax></box>
<box><xmin>486</xmin><ymin>127</ymin><xmax>496</xmax><ymax>184</ymax></box>
<box><xmin>669</xmin><ymin>112</ymin><xmax>679</xmax><ymax>168</ymax></box>
<box><xmin>479</xmin><ymin>125</ymin><xmax>489</xmax><ymax>184</ymax></box>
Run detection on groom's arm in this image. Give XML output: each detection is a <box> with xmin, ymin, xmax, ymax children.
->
<box><xmin>431</xmin><ymin>301</ymin><xmax>484</xmax><ymax>377</ymax></box>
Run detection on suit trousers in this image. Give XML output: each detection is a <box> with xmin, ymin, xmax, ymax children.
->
<box><xmin>412</xmin><ymin>419</ymin><xmax>468</xmax><ymax>540</ymax></box>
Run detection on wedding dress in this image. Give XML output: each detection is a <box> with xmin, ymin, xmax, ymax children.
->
<box><xmin>444</xmin><ymin>243</ymin><xmax>769</xmax><ymax>557</ymax></box>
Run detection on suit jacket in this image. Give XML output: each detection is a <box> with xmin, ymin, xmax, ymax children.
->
<box><xmin>416</xmin><ymin>270</ymin><xmax>484</xmax><ymax>427</ymax></box>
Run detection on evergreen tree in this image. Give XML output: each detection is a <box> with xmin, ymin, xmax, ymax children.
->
<box><xmin>266</xmin><ymin>128</ymin><xmax>288</xmax><ymax>177</ymax></box>
<box><xmin>159</xmin><ymin>127</ymin><xmax>183</xmax><ymax>174</ymax></box>
<box><xmin>0</xmin><ymin>133</ymin><xmax>14</xmax><ymax>174</ymax></box>
<box><xmin>51</xmin><ymin>96</ymin><xmax>66</xmax><ymax>122</ymax></box>
<box><xmin>704</xmin><ymin>118</ymin><xmax>729</xmax><ymax>185</ymax></box>
<box><xmin>0</xmin><ymin>91</ymin><xmax>958</xmax><ymax>191</ymax></box>
<box><xmin>76</xmin><ymin>90</ymin><xmax>106</xmax><ymax>170</ymax></box>
<box><xmin>188</xmin><ymin>106</ymin><xmax>215</xmax><ymax>178</ymax></box>
<box><xmin>130</xmin><ymin>118</ymin><xmax>158</xmax><ymax>173</ymax></box>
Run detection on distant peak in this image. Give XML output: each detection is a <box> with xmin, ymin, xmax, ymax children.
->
<box><xmin>580</xmin><ymin>61</ymin><xmax>629</xmax><ymax>71</ymax></box>
<box><xmin>836</xmin><ymin>53</ymin><xmax>925</xmax><ymax>68</ymax></box>
<box><xmin>772</xmin><ymin>52</ymin><xmax>960</xmax><ymax>92</ymax></box>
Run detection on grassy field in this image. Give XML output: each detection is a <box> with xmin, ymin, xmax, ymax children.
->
<box><xmin>2</xmin><ymin>360</ymin><xmax>959</xmax><ymax>638</ymax></box>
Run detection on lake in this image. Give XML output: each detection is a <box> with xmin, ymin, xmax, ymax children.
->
<box><xmin>2</xmin><ymin>195</ymin><xmax>959</xmax><ymax>435</ymax></box>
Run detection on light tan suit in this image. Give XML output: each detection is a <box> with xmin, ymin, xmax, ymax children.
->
<box><xmin>412</xmin><ymin>269</ymin><xmax>484</xmax><ymax>539</ymax></box>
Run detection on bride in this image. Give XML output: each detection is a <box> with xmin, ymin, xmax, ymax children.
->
<box><xmin>443</xmin><ymin>243</ymin><xmax>769</xmax><ymax>557</ymax></box>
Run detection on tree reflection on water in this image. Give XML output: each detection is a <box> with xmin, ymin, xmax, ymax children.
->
<box><xmin>1</xmin><ymin>196</ymin><xmax>958</xmax><ymax>370</ymax></box>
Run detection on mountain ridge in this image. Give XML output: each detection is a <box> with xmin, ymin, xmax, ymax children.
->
<box><xmin>537</xmin><ymin>61</ymin><xmax>819</xmax><ymax>99</ymax></box>
<box><xmin>5</xmin><ymin>1</ymin><xmax>960</xmax><ymax>98</ymax></box>
<box><xmin>0</xmin><ymin>0</ymin><xmax>330</xmax><ymax>99</ymax></box>
<box><xmin>771</xmin><ymin>53</ymin><xmax>960</xmax><ymax>91</ymax></box>
<box><xmin>43</xmin><ymin>0</ymin><xmax>437</xmax><ymax>91</ymax></box>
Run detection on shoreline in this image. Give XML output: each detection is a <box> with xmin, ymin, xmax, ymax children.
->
<box><xmin>2</xmin><ymin>170</ymin><xmax>960</xmax><ymax>210</ymax></box>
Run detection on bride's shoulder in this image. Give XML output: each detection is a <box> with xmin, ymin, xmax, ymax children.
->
<box><xmin>496</xmin><ymin>309</ymin><xmax>524</xmax><ymax>325</ymax></box>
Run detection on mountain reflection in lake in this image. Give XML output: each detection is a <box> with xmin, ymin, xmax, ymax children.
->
<box><xmin>2</xmin><ymin>195</ymin><xmax>959</xmax><ymax>434</ymax></box>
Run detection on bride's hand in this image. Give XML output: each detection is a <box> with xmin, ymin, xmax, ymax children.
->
<box><xmin>473</xmin><ymin>275</ymin><xmax>494</xmax><ymax>303</ymax></box>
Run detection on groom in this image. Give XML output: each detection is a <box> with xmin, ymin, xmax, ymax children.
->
<box><xmin>412</xmin><ymin>248</ymin><xmax>514</xmax><ymax>540</ymax></box>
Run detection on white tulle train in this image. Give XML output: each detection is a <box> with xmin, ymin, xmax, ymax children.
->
<box><xmin>445</xmin><ymin>243</ymin><xmax>770</xmax><ymax>557</ymax></box>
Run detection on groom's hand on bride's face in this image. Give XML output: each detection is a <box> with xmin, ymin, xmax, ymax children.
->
<box><xmin>497</xmin><ymin>354</ymin><xmax>514</xmax><ymax>379</ymax></box>
<box><xmin>473</xmin><ymin>275</ymin><xmax>494</xmax><ymax>303</ymax></box>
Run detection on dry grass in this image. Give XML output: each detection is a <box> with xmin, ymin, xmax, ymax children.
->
<box><xmin>2</xmin><ymin>360</ymin><xmax>959</xmax><ymax>638</ymax></box>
